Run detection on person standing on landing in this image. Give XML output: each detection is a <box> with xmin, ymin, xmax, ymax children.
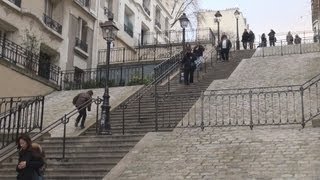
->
<box><xmin>73</xmin><ymin>90</ymin><xmax>93</xmax><ymax>129</ymax></box>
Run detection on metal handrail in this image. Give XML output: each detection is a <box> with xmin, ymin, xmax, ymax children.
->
<box><xmin>0</xmin><ymin>97</ymin><xmax>102</xmax><ymax>160</ymax></box>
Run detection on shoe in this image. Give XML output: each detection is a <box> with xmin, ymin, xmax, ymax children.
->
<box><xmin>74</xmin><ymin>121</ymin><xmax>78</xmax><ymax>127</ymax></box>
<box><xmin>80</xmin><ymin>126</ymin><xmax>85</xmax><ymax>129</ymax></box>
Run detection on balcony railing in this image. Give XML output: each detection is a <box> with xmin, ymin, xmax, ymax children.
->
<box><xmin>75</xmin><ymin>37</ymin><xmax>88</xmax><ymax>52</ymax></box>
<box><xmin>75</xmin><ymin>0</ymin><xmax>90</xmax><ymax>7</ymax></box>
<box><xmin>8</xmin><ymin>0</ymin><xmax>21</xmax><ymax>7</ymax></box>
<box><xmin>155</xmin><ymin>19</ymin><xmax>161</xmax><ymax>29</ymax></box>
<box><xmin>143</xmin><ymin>4</ymin><xmax>150</xmax><ymax>16</ymax></box>
<box><xmin>0</xmin><ymin>36</ymin><xmax>61</xmax><ymax>84</ymax></box>
<box><xmin>43</xmin><ymin>14</ymin><xmax>62</xmax><ymax>34</ymax></box>
<box><xmin>124</xmin><ymin>24</ymin><xmax>134</xmax><ymax>37</ymax></box>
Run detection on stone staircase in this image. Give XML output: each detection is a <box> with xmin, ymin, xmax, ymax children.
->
<box><xmin>0</xmin><ymin>49</ymin><xmax>255</xmax><ymax>180</ymax></box>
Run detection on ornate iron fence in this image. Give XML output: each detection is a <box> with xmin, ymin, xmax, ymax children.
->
<box><xmin>0</xmin><ymin>96</ymin><xmax>44</xmax><ymax>150</ymax></box>
<box><xmin>0</xmin><ymin>36</ymin><xmax>61</xmax><ymax>84</ymax></box>
<box><xmin>59</xmin><ymin>65</ymin><xmax>154</xmax><ymax>90</ymax></box>
<box><xmin>43</xmin><ymin>14</ymin><xmax>63</xmax><ymax>34</ymax></box>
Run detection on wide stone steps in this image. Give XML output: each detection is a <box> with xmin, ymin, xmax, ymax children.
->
<box><xmin>0</xmin><ymin>48</ymin><xmax>256</xmax><ymax>180</ymax></box>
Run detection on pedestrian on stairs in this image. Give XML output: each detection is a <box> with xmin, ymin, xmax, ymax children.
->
<box><xmin>193</xmin><ymin>42</ymin><xmax>205</xmax><ymax>69</ymax></box>
<box><xmin>16</xmin><ymin>134</ymin><xmax>44</xmax><ymax>180</ymax></box>
<box><xmin>31</xmin><ymin>143</ymin><xmax>46</xmax><ymax>180</ymax></box>
<box><xmin>73</xmin><ymin>90</ymin><xmax>93</xmax><ymax>129</ymax></box>
<box><xmin>218</xmin><ymin>35</ymin><xmax>232</xmax><ymax>61</ymax></box>
<box><xmin>181</xmin><ymin>44</ymin><xmax>196</xmax><ymax>85</ymax></box>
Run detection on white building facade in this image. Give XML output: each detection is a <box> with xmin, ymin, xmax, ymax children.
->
<box><xmin>197</xmin><ymin>8</ymin><xmax>248</xmax><ymax>44</ymax></box>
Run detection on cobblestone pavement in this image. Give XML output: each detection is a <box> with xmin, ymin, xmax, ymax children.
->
<box><xmin>105</xmin><ymin>126</ymin><xmax>320</xmax><ymax>180</ymax></box>
<box><xmin>209</xmin><ymin>52</ymin><xmax>320</xmax><ymax>90</ymax></box>
<box><xmin>42</xmin><ymin>86</ymin><xmax>142</xmax><ymax>137</ymax></box>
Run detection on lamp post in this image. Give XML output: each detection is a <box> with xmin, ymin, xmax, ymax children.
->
<box><xmin>214</xmin><ymin>11</ymin><xmax>222</xmax><ymax>43</ymax></box>
<box><xmin>179</xmin><ymin>13</ymin><xmax>189</xmax><ymax>53</ymax></box>
<box><xmin>234</xmin><ymin>9</ymin><xmax>240</xmax><ymax>50</ymax></box>
<box><xmin>99</xmin><ymin>16</ymin><xmax>119</xmax><ymax>134</ymax></box>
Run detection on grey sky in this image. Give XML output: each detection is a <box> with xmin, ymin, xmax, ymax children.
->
<box><xmin>200</xmin><ymin>0</ymin><xmax>312</xmax><ymax>37</ymax></box>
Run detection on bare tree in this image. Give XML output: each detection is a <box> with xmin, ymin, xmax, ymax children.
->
<box><xmin>170</xmin><ymin>0</ymin><xmax>201</xmax><ymax>29</ymax></box>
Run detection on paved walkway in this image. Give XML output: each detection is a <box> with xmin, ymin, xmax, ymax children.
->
<box><xmin>104</xmin><ymin>50</ymin><xmax>320</xmax><ymax>179</ymax></box>
<box><xmin>105</xmin><ymin>126</ymin><xmax>320</xmax><ymax>180</ymax></box>
<box><xmin>42</xmin><ymin>86</ymin><xmax>143</xmax><ymax>137</ymax></box>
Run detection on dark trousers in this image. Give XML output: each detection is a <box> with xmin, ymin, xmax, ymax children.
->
<box><xmin>184</xmin><ymin>68</ymin><xmax>190</xmax><ymax>85</ymax></box>
<box><xmin>269</xmin><ymin>40</ymin><xmax>275</xmax><ymax>46</ymax></box>
<box><xmin>220</xmin><ymin>48</ymin><xmax>230</xmax><ymax>61</ymax></box>
<box><xmin>76</xmin><ymin>108</ymin><xmax>87</xmax><ymax>127</ymax></box>
<box><xmin>249</xmin><ymin>42</ymin><xmax>254</xmax><ymax>49</ymax></box>
<box><xmin>242</xmin><ymin>42</ymin><xmax>247</xmax><ymax>49</ymax></box>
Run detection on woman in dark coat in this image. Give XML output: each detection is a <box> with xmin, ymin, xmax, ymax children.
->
<box><xmin>16</xmin><ymin>134</ymin><xmax>44</xmax><ymax>180</ymax></box>
<box><xmin>181</xmin><ymin>44</ymin><xmax>196</xmax><ymax>85</ymax></box>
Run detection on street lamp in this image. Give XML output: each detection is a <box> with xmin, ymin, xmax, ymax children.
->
<box><xmin>234</xmin><ymin>9</ymin><xmax>240</xmax><ymax>50</ymax></box>
<box><xmin>214</xmin><ymin>11</ymin><xmax>222</xmax><ymax>43</ymax></box>
<box><xmin>179</xmin><ymin>13</ymin><xmax>189</xmax><ymax>52</ymax></box>
<box><xmin>99</xmin><ymin>16</ymin><xmax>119</xmax><ymax>134</ymax></box>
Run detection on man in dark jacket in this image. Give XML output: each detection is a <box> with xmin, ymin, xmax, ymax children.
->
<box><xmin>268</xmin><ymin>29</ymin><xmax>276</xmax><ymax>46</ymax></box>
<box><xmin>73</xmin><ymin>90</ymin><xmax>93</xmax><ymax>129</ymax></box>
<box><xmin>181</xmin><ymin>45</ymin><xmax>196</xmax><ymax>85</ymax></box>
<box><xmin>219</xmin><ymin>34</ymin><xmax>232</xmax><ymax>61</ymax></box>
<box><xmin>241</xmin><ymin>29</ymin><xmax>249</xmax><ymax>49</ymax></box>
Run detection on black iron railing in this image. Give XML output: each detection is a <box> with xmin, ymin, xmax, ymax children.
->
<box><xmin>75</xmin><ymin>37</ymin><xmax>88</xmax><ymax>52</ymax></box>
<box><xmin>8</xmin><ymin>0</ymin><xmax>21</xmax><ymax>7</ymax></box>
<box><xmin>124</xmin><ymin>24</ymin><xmax>134</xmax><ymax>37</ymax></box>
<box><xmin>59</xmin><ymin>65</ymin><xmax>153</xmax><ymax>90</ymax></box>
<box><xmin>138</xmin><ymin>28</ymin><xmax>215</xmax><ymax>46</ymax></box>
<box><xmin>75</xmin><ymin>0</ymin><xmax>90</xmax><ymax>7</ymax></box>
<box><xmin>0</xmin><ymin>96</ymin><xmax>44</xmax><ymax>150</ymax></box>
<box><xmin>169</xmin><ymin>69</ymin><xmax>320</xmax><ymax>130</ymax></box>
<box><xmin>43</xmin><ymin>14</ymin><xmax>62</xmax><ymax>34</ymax></box>
<box><xmin>0</xmin><ymin>36</ymin><xmax>61</xmax><ymax>84</ymax></box>
<box><xmin>98</xmin><ymin>45</ymin><xmax>182</xmax><ymax>64</ymax></box>
<box><xmin>143</xmin><ymin>4</ymin><xmax>150</xmax><ymax>15</ymax></box>
<box><xmin>0</xmin><ymin>97</ymin><xmax>102</xmax><ymax>160</ymax></box>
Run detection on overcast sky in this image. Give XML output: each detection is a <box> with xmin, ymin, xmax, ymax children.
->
<box><xmin>200</xmin><ymin>0</ymin><xmax>312</xmax><ymax>36</ymax></box>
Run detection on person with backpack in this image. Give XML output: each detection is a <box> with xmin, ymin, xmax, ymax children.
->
<box><xmin>31</xmin><ymin>143</ymin><xmax>46</xmax><ymax>180</ymax></box>
<box><xmin>73</xmin><ymin>90</ymin><xmax>93</xmax><ymax>129</ymax></box>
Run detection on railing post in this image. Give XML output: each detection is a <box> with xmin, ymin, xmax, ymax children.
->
<box><xmin>62</xmin><ymin>114</ymin><xmax>67</xmax><ymax>160</ymax></box>
<box><xmin>138</xmin><ymin>97</ymin><xmax>141</xmax><ymax>123</ymax></box>
<box><xmin>141</xmin><ymin>64</ymin><xmax>144</xmax><ymax>83</ymax></box>
<box><xmin>249</xmin><ymin>90</ymin><xmax>253</xmax><ymax>130</ymax></box>
<box><xmin>299</xmin><ymin>43</ymin><xmax>302</xmax><ymax>54</ymax></box>
<box><xmin>40</xmin><ymin>96</ymin><xmax>45</xmax><ymax>130</ymax></box>
<box><xmin>262</xmin><ymin>46</ymin><xmax>265</xmax><ymax>58</ymax></box>
<box><xmin>167</xmin><ymin>72</ymin><xmax>170</xmax><ymax>92</ymax></box>
<box><xmin>300</xmin><ymin>86</ymin><xmax>305</xmax><ymax>128</ymax></box>
<box><xmin>154</xmin><ymin>84</ymin><xmax>158</xmax><ymax>131</ymax></box>
<box><xmin>138</xmin><ymin>44</ymin><xmax>141</xmax><ymax>62</ymax></box>
<box><xmin>16</xmin><ymin>104</ymin><xmax>22</xmax><ymax>141</ymax></box>
<box><xmin>122</xmin><ymin>105</ymin><xmax>125</xmax><ymax>135</ymax></box>
<box><xmin>281</xmin><ymin>40</ymin><xmax>283</xmax><ymax>56</ymax></box>
<box><xmin>201</xmin><ymin>91</ymin><xmax>204</xmax><ymax>131</ymax></box>
<box><xmin>153</xmin><ymin>44</ymin><xmax>156</xmax><ymax>62</ymax></box>
<box><xmin>60</xmin><ymin>71</ymin><xmax>63</xmax><ymax>90</ymax></box>
<box><xmin>122</xmin><ymin>48</ymin><xmax>125</xmax><ymax>63</ymax></box>
<box><xmin>1</xmin><ymin>34</ymin><xmax>6</xmax><ymax>58</ymax></box>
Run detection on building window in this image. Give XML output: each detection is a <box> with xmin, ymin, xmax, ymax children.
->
<box><xmin>155</xmin><ymin>7</ymin><xmax>161</xmax><ymax>29</ymax></box>
<box><xmin>75</xmin><ymin>18</ymin><xmax>88</xmax><ymax>52</ymax></box>
<box><xmin>76</xmin><ymin>0</ymin><xmax>90</xmax><ymax>7</ymax></box>
<box><xmin>45</xmin><ymin>0</ymin><xmax>53</xmax><ymax>17</ymax></box>
<box><xmin>124</xmin><ymin>6</ymin><xmax>134</xmax><ymax>37</ymax></box>
<box><xmin>8</xmin><ymin>0</ymin><xmax>21</xmax><ymax>7</ymax></box>
<box><xmin>143</xmin><ymin>0</ymin><xmax>150</xmax><ymax>15</ymax></box>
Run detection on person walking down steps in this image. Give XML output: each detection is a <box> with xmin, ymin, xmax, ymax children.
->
<box><xmin>73</xmin><ymin>90</ymin><xmax>93</xmax><ymax>129</ymax></box>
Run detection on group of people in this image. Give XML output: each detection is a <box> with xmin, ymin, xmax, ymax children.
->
<box><xmin>16</xmin><ymin>134</ymin><xmax>45</xmax><ymax>180</ymax></box>
<box><xmin>260</xmin><ymin>29</ymin><xmax>302</xmax><ymax>47</ymax></box>
<box><xmin>241</xmin><ymin>29</ymin><xmax>255</xmax><ymax>49</ymax></box>
<box><xmin>286</xmin><ymin>31</ymin><xmax>302</xmax><ymax>45</ymax></box>
<box><xmin>181</xmin><ymin>43</ymin><xmax>205</xmax><ymax>85</ymax></box>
